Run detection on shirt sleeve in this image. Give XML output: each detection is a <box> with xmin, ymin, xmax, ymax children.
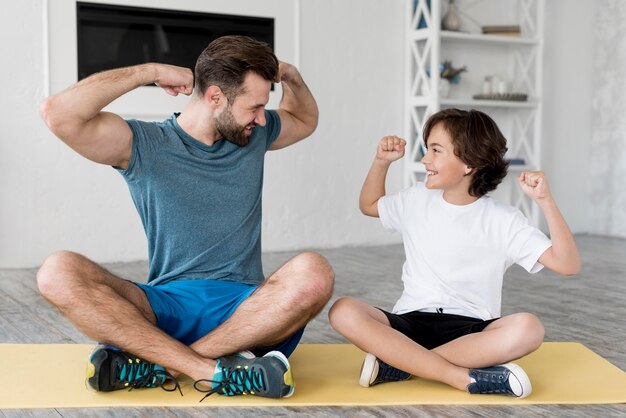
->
<box><xmin>264</xmin><ymin>110</ymin><xmax>282</xmax><ymax>150</ymax></box>
<box><xmin>506</xmin><ymin>210</ymin><xmax>553</xmax><ymax>273</ymax></box>
<box><xmin>378</xmin><ymin>188</ymin><xmax>410</xmax><ymax>232</ymax></box>
<box><xmin>112</xmin><ymin>119</ymin><xmax>153</xmax><ymax>179</ymax></box>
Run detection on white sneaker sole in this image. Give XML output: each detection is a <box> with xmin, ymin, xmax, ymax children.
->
<box><xmin>502</xmin><ymin>362</ymin><xmax>533</xmax><ymax>398</ymax></box>
<box><xmin>359</xmin><ymin>353</ymin><xmax>379</xmax><ymax>387</ymax></box>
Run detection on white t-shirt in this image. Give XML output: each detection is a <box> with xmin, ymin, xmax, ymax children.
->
<box><xmin>378</xmin><ymin>182</ymin><xmax>552</xmax><ymax>320</ymax></box>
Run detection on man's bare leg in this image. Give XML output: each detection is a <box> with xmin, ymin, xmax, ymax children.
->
<box><xmin>36</xmin><ymin>251</ymin><xmax>216</xmax><ymax>382</ymax></box>
<box><xmin>190</xmin><ymin>251</ymin><xmax>334</xmax><ymax>358</ymax></box>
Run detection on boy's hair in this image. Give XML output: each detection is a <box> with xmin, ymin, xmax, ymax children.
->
<box><xmin>194</xmin><ymin>35</ymin><xmax>278</xmax><ymax>100</ymax></box>
<box><xmin>423</xmin><ymin>108</ymin><xmax>509</xmax><ymax>198</ymax></box>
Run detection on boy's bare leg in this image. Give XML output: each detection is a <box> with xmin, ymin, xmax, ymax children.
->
<box><xmin>190</xmin><ymin>251</ymin><xmax>335</xmax><ymax>357</ymax></box>
<box><xmin>432</xmin><ymin>313</ymin><xmax>544</xmax><ymax>368</ymax></box>
<box><xmin>329</xmin><ymin>297</ymin><xmax>471</xmax><ymax>390</ymax></box>
<box><xmin>36</xmin><ymin>251</ymin><xmax>216</xmax><ymax>382</ymax></box>
<box><xmin>329</xmin><ymin>297</ymin><xmax>543</xmax><ymax>391</ymax></box>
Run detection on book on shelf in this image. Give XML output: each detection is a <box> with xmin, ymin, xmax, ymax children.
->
<box><xmin>505</xmin><ymin>158</ymin><xmax>526</xmax><ymax>166</ymax></box>
<box><xmin>482</xmin><ymin>25</ymin><xmax>521</xmax><ymax>36</ymax></box>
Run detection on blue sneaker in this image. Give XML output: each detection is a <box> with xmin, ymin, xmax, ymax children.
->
<box><xmin>194</xmin><ymin>350</ymin><xmax>294</xmax><ymax>400</ymax></box>
<box><xmin>467</xmin><ymin>363</ymin><xmax>532</xmax><ymax>398</ymax></box>
<box><xmin>359</xmin><ymin>353</ymin><xmax>411</xmax><ymax>387</ymax></box>
<box><xmin>86</xmin><ymin>345</ymin><xmax>180</xmax><ymax>394</ymax></box>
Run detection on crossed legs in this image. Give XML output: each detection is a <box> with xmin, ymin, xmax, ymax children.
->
<box><xmin>36</xmin><ymin>251</ymin><xmax>334</xmax><ymax>382</ymax></box>
<box><xmin>328</xmin><ymin>297</ymin><xmax>544</xmax><ymax>391</ymax></box>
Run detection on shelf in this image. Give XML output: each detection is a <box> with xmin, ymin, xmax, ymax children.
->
<box><xmin>410</xmin><ymin>29</ymin><xmax>538</xmax><ymax>46</ymax></box>
<box><xmin>440</xmin><ymin>98</ymin><xmax>539</xmax><ymax>109</ymax></box>
<box><xmin>409</xmin><ymin>97</ymin><xmax>539</xmax><ymax>108</ymax></box>
<box><xmin>441</xmin><ymin>31</ymin><xmax>538</xmax><ymax>45</ymax></box>
<box><xmin>404</xmin><ymin>0</ymin><xmax>544</xmax><ymax>226</ymax></box>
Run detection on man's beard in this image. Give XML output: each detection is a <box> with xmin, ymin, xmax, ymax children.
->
<box><xmin>215</xmin><ymin>106</ymin><xmax>253</xmax><ymax>147</ymax></box>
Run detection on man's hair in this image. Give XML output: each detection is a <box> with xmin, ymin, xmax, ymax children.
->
<box><xmin>423</xmin><ymin>108</ymin><xmax>509</xmax><ymax>198</ymax></box>
<box><xmin>194</xmin><ymin>35</ymin><xmax>278</xmax><ymax>100</ymax></box>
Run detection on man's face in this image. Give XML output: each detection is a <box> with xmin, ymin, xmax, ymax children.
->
<box><xmin>215</xmin><ymin>72</ymin><xmax>271</xmax><ymax>147</ymax></box>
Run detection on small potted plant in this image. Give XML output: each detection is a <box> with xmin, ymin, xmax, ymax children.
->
<box><xmin>439</xmin><ymin>60</ymin><xmax>467</xmax><ymax>97</ymax></box>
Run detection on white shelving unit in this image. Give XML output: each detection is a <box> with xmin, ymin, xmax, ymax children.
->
<box><xmin>404</xmin><ymin>0</ymin><xmax>544</xmax><ymax>225</ymax></box>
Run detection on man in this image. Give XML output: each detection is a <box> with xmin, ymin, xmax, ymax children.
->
<box><xmin>38</xmin><ymin>36</ymin><xmax>334</xmax><ymax>399</ymax></box>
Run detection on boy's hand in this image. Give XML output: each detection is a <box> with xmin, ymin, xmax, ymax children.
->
<box><xmin>517</xmin><ymin>171</ymin><xmax>552</xmax><ymax>201</ymax></box>
<box><xmin>376</xmin><ymin>135</ymin><xmax>406</xmax><ymax>162</ymax></box>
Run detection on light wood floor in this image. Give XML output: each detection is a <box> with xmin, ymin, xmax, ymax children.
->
<box><xmin>1</xmin><ymin>234</ymin><xmax>624</xmax><ymax>417</ymax></box>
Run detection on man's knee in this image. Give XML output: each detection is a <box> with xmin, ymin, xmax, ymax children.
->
<box><xmin>274</xmin><ymin>252</ymin><xmax>335</xmax><ymax>312</ymax></box>
<box><xmin>37</xmin><ymin>250</ymin><xmax>87</xmax><ymax>303</ymax></box>
<box><xmin>284</xmin><ymin>251</ymin><xmax>334</xmax><ymax>306</ymax></box>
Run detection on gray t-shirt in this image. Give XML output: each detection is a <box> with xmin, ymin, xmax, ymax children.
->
<box><xmin>116</xmin><ymin>111</ymin><xmax>281</xmax><ymax>286</ymax></box>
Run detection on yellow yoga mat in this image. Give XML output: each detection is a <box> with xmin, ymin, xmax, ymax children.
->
<box><xmin>1</xmin><ymin>343</ymin><xmax>625</xmax><ymax>408</ymax></box>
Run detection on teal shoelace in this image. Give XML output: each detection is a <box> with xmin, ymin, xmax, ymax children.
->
<box><xmin>116</xmin><ymin>358</ymin><xmax>182</xmax><ymax>395</ymax></box>
<box><xmin>194</xmin><ymin>365</ymin><xmax>267</xmax><ymax>402</ymax></box>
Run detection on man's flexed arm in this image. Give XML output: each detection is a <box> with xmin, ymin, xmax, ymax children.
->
<box><xmin>40</xmin><ymin>63</ymin><xmax>193</xmax><ymax>169</ymax></box>
<box><xmin>360</xmin><ymin>135</ymin><xmax>406</xmax><ymax>217</ymax></box>
<box><xmin>270</xmin><ymin>61</ymin><xmax>319</xmax><ymax>150</ymax></box>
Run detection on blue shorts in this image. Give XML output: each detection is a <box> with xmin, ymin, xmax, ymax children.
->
<box><xmin>135</xmin><ymin>279</ymin><xmax>304</xmax><ymax>357</ymax></box>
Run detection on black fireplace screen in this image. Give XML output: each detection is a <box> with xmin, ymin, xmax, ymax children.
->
<box><xmin>76</xmin><ymin>2</ymin><xmax>275</xmax><ymax>82</ymax></box>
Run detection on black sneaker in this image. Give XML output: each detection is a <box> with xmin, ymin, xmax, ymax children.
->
<box><xmin>359</xmin><ymin>353</ymin><xmax>411</xmax><ymax>387</ymax></box>
<box><xmin>467</xmin><ymin>363</ymin><xmax>532</xmax><ymax>398</ymax></box>
<box><xmin>86</xmin><ymin>345</ymin><xmax>180</xmax><ymax>394</ymax></box>
<box><xmin>194</xmin><ymin>350</ymin><xmax>294</xmax><ymax>400</ymax></box>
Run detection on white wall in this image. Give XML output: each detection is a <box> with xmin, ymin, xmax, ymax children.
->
<box><xmin>3</xmin><ymin>0</ymin><xmax>620</xmax><ymax>268</ymax></box>
<box><xmin>262</xmin><ymin>0</ymin><xmax>405</xmax><ymax>251</ymax></box>
<box><xmin>588</xmin><ymin>0</ymin><xmax>626</xmax><ymax>238</ymax></box>
<box><xmin>0</xmin><ymin>0</ymin><xmax>405</xmax><ymax>268</ymax></box>
<box><xmin>541</xmin><ymin>0</ymin><xmax>595</xmax><ymax>234</ymax></box>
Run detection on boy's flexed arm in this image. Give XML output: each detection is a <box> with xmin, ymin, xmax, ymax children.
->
<box><xmin>40</xmin><ymin>63</ymin><xmax>193</xmax><ymax>169</ymax></box>
<box><xmin>360</xmin><ymin>135</ymin><xmax>406</xmax><ymax>217</ymax></box>
<box><xmin>518</xmin><ymin>171</ymin><xmax>581</xmax><ymax>275</ymax></box>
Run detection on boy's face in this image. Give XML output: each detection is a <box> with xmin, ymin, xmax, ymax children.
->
<box><xmin>421</xmin><ymin>123</ymin><xmax>472</xmax><ymax>195</ymax></box>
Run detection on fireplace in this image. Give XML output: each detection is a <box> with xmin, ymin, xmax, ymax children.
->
<box><xmin>46</xmin><ymin>0</ymin><xmax>296</xmax><ymax>118</ymax></box>
<box><xmin>76</xmin><ymin>2</ymin><xmax>274</xmax><ymax>82</ymax></box>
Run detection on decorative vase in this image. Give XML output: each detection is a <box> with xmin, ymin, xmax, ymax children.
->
<box><xmin>439</xmin><ymin>79</ymin><xmax>451</xmax><ymax>97</ymax></box>
<box><xmin>442</xmin><ymin>0</ymin><xmax>461</xmax><ymax>31</ymax></box>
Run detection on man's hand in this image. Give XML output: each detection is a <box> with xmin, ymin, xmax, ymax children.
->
<box><xmin>376</xmin><ymin>135</ymin><xmax>406</xmax><ymax>163</ymax></box>
<box><xmin>275</xmin><ymin>61</ymin><xmax>298</xmax><ymax>84</ymax></box>
<box><xmin>517</xmin><ymin>171</ymin><xmax>552</xmax><ymax>201</ymax></box>
<box><xmin>154</xmin><ymin>64</ymin><xmax>194</xmax><ymax>96</ymax></box>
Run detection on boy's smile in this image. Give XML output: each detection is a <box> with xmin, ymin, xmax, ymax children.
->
<box><xmin>421</xmin><ymin>123</ymin><xmax>475</xmax><ymax>204</ymax></box>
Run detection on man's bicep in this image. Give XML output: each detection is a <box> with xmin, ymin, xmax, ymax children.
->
<box><xmin>269</xmin><ymin>109</ymin><xmax>310</xmax><ymax>150</ymax></box>
<box><xmin>74</xmin><ymin>112</ymin><xmax>133</xmax><ymax>168</ymax></box>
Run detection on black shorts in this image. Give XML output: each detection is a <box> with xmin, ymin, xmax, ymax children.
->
<box><xmin>379</xmin><ymin>309</ymin><xmax>499</xmax><ymax>350</ymax></box>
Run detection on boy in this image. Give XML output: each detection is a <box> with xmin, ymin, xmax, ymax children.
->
<box><xmin>329</xmin><ymin>108</ymin><xmax>580</xmax><ymax>398</ymax></box>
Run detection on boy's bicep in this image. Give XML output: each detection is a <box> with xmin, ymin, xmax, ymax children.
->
<box><xmin>362</xmin><ymin>199</ymin><xmax>380</xmax><ymax>217</ymax></box>
<box><xmin>537</xmin><ymin>246</ymin><xmax>556</xmax><ymax>271</ymax></box>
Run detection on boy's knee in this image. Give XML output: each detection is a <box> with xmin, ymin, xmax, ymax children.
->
<box><xmin>509</xmin><ymin>312</ymin><xmax>545</xmax><ymax>352</ymax></box>
<box><xmin>328</xmin><ymin>297</ymin><xmax>358</xmax><ymax>331</ymax></box>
